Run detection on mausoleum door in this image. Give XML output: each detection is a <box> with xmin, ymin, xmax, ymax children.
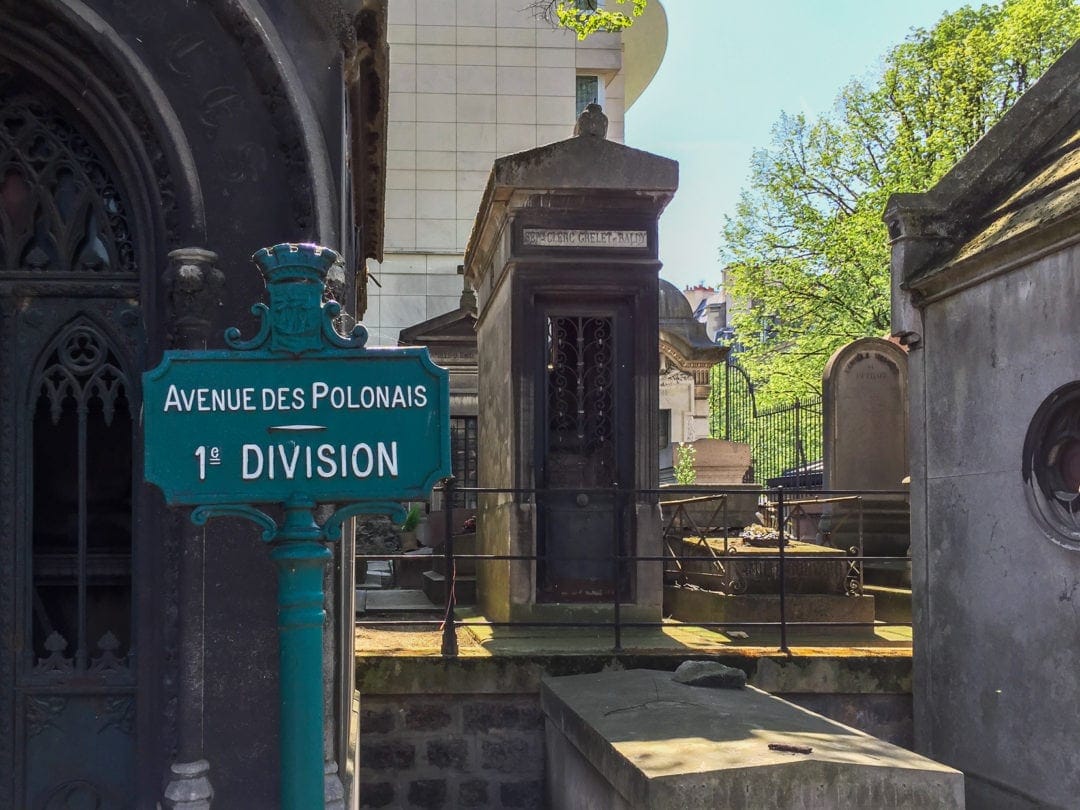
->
<box><xmin>536</xmin><ymin>304</ymin><xmax>633</xmax><ymax>602</ymax></box>
<box><xmin>0</xmin><ymin>80</ymin><xmax>141</xmax><ymax>807</ymax></box>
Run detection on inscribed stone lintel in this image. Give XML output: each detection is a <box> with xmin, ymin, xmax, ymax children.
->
<box><xmin>522</xmin><ymin>228</ymin><xmax>648</xmax><ymax>248</ymax></box>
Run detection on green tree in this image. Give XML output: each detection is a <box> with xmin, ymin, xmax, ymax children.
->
<box><xmin>534</xmin><ymin>0</ymin><xmax>648</xmax><ymax>39</ymax></box>
<box><xmin>721</xmin><ymin>0</ymin><xmax>1080</xmax><ymax>405</ymax></box>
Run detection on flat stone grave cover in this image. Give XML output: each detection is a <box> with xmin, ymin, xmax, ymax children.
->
<box><xmin>541</xmin><ymin>668</ymin><xmax>964</xmax><ymax>809</ymax></box>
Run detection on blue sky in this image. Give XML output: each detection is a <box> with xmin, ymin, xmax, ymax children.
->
<box><xmin>625</xmin><ymin>0</ymin><xmax>965</xmax><ymax>290</ymax></box>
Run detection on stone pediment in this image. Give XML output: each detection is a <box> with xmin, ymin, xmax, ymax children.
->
<box><xmin>487</xmin><ymin>134</ymin><xmax>678</xmax><ymax>197</ymax></box>
<box><xmin>398</xmin><ymin>306</ymin><xmax>477</xmax><ymax>349</ymax></box>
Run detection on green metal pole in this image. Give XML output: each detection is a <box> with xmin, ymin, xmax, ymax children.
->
<box><xmin>271</xmin><ymin>496</ymin><xmax>331</xmax><ymax>810</ymax></box>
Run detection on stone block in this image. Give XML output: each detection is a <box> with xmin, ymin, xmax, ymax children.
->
<box><xmin>496</xmin><ymin>66</ymin><xmax>536</xmax><ymax>96</ymax></box>
<box><xmin>480</xmin><ymin>737</ymin><xmax>534</xmax><ymax>774</ymax></box>
<box><xmin>537</xmin><ymin>95</ymin><xmax>574</xmax><ymax>126</ymax></box>
<box><xmin>500</xmin><ymin>779</ymin><xmax>545</xmax><ymax>808</ymax></box>
<box><xmin>496</xmin><ymin>123</ymin><xmax>537</xmax><ymax>154</ymax></box>
<box><xmin>417</xmin><ymin>26</ymin><xmax>456</xmax><ymax>45</ymax></box>
<box><xmin>414</xmin><ymin>63</ymin><xmax>453</xmax><ymax>93</ymax></box>
<box><xmin>455</xmin><ymin>0</ymin><xmax>493</xmax><ymax>29</ymax></box>
<box><xmin>426</xmin><ymin>737</ymin><xmax>469</xmax><ymax>769</ymax></box>
<box><xmin>541</xmin><ymin>669</ymin><xmax>964</xmax><ymax>809</ymax></box>
<box><xmin>457</xmin><ymin>45</ymin><xmax>496</xmax><ymax>66</ymax></box>
<box><xmin>405</xmin><ymin>703</ymin><xmax>452</xmax><ymax>731</ymax></box>
<box><xmin>457</xmin><ymin>122</ymin><xmax>496</xmax><ymax>152</ymax></box>
<box><xmin>359</xmin><ymin>782</ymin><xmax>396</xmax><ymax>808</ymax></box>
<box><xmin>536</xmin><ymin>66</ymin><xmax>569</xmax><ymax>96</ymax></box>
<box><xmin>360</xmin><ymin>740</ymin><xmax>416</xmax><ymax>771</ymax></box>
<box><xmin>457</xmin><ymin>65</ymin><xmax>496</xmax><ymax>95</ymax></box>
<box><xmin>360</xmin><ymin>706</ymin><xmax>396</xmax><ymax>735</ymax></box>
<box><xmin>407</xmin><ymin>779</ymin><xmax>447</xmax><ymax>809</ymax></box>
<box><xmin>497</xmin><ymin>46</ymin><xmax>536</xmax><ymax>67</ymax></box>
<box><xmin>689</xmin><ymin>439</ymin><xmax>752</xmax><ymax>484</ymax></box>
<box><xmin>416</xmin><ymin>44</ymin><xmax>456</xmax><ymax>66</ymax></box>
<box><xmin>457</xmin><ymin>93</ymin><xmax>497</xmax><ymax>122</ymax></box>
<box><xmin>457</xmin><ymin>779</ymin><xmax>489</xmax><ymax>807</ymax></box>
<box><xmin>463</xmin><ymin>700</ymin><xmax>542</xmax><ymax>732</ymax></box>
<box><xmin>458</xmin><ymin>25</ymin><xmax>495</xmax><ymax>46</ymax></box>
<box><xmin>498</xmin><ymin>94</ymin><xmax>538</xmax><ymax>124</ymax></box>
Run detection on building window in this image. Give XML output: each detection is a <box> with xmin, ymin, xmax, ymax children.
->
<box><xmin>31</xmin><ymin>321</ymin><xmax>133</xmax><ymax>676</ymax></box>
<box><xmin>450</xmin><ymin>416</ymin><xmax>478</xmax><ymax>509</ymax></box>
<box><xmin>659</xmin><ymin>409</ymin><xmax>671</xmax><ymax>450</ymax></box>
<box><xmin>576</xmin><ymin>75</ymin><xmax>603</xmax><ymax>117</ymax></box>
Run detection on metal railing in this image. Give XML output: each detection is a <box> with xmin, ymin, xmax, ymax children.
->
<box><xmin>708</xmin><ymin>358</ymin><xmax>823</xmax><ymax>485</ymax></box>
<box><xmin>355</xmin><ymin>480</ymin><xmax>911</xmax><ymax>657</ymax></box>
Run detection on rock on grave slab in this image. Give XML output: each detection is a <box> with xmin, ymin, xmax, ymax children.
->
<box><xmin>672</xmin><ymin>660</ymin><xmax>747</xmax><ymax>689</ymax></box>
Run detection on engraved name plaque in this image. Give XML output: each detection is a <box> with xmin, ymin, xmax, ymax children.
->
<box><xmin>522</xmin><ymin>228</ymin><xmax>648</xmax><ymax>248</ymax></box>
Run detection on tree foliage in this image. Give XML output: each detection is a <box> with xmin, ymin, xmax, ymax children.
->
<box><xmin>721</xmin><ymin>0</ymin><xmax>1080</xmax><ymax>405</ymax></box>
<box><xmin>534</xmin><ymin>0</ymin><xmax>648</xmax><ymax>39</ymax></box>
<box><xmin>673</xmin><ymin>442</ymin><xmax>697</xmax><ymax>485</ymax></box>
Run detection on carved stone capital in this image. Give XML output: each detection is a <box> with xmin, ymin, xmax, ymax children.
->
<box><xmin>164</xmin><ymin>248</ymin><xmax>224</xmax><ymax>349</ymax></box>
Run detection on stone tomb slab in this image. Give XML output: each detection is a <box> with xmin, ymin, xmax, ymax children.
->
<box><xmin>541</xmin><ymin>668</ymin><xmax>963</xmax><ymax>809</ymax></box>
<box><xmin>675</xmin><ymin>536</ymin><xmax>850</xmax><ymax>594</ymax></box>
<box><xmin>663</xmin><ymin>587</ymin><xmax>877</xmax><ymax>639</ymax></box>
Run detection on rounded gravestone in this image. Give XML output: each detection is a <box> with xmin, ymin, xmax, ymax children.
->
<box><xmin>822</xmin><ymin>338</ymin><xmax>910</xmax><ymax>563</ymax></box>
<box><xmin>822</xmin><ymin>337</ymin><xmax>908</xmax><ymax>490</ymax></box>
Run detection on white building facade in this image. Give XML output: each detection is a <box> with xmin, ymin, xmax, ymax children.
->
<box><xmin>363</xmin><ymin>0</ymin><xmax>667</xmax><ymax>344</ymax></box>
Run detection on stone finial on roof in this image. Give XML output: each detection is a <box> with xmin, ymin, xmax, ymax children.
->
<box><xmin>460</xmin><ymin>282</ymin><xmax>477</xmax><ymax>314</ymax></box>
<box><xmin>574</xmin><ymin>103</ymin><xmax>608</xmax><ymax>139</ymax></box>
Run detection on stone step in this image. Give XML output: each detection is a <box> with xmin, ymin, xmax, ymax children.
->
<box><xmin>864</xmin><ymin>584</ymin><xmax>912</xmax><ymax>624</ymax></box>
<box><xmin>363</xmin><ymin>588</ymin><xmax>440</xmax><ymax>612</ymax></box>
<box><xmin>431</xmin><ymin>534</ymin><xmax>479</xmax><ymax>576</ymax></box>
<box><xmin>422</xmin><ymin>570</ymin><xmax>477</xmax><ymax>606</ymax></box>
<box><xmin>396</xmin><ymin>549</ymin><xmax>435</xmax><ymax>590</ymax></box>
<box><xmin>359</xmin><ymin>571</ymin><xmax>393</xmax><ymax>590</ymax></box>
<box><xmin>359</xmin><ymin>561</ymin><xmax>394</xmax><ymax>589</ymax></box>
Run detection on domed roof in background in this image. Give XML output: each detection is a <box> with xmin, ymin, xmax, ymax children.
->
<box><xmin>658</xmin><ymin>278</ymin><xmax>727</xmax><ymax>363</ymax></box>
<box><xmin>659</xmin><ymin>278</ymin><xmax>695</xmax><ymax>320</ymax></box>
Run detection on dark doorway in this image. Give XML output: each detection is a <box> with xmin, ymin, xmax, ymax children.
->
<box><xmin>536</xmin><ymin>305</ymin><xmax>633</xmax><ymax>602</ymax></box>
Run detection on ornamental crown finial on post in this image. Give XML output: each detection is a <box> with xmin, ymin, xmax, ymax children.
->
<box><xmin>251</xmin><ymin>242</ymin><xmax>341</xmax><ymax>286</ymax></box>
<box><xmin>225</xmin><ymin>243</ymin><xmax>367</xmax><ymax>354</ymax></box>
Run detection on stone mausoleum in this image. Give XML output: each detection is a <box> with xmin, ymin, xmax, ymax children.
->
<box><xmin>887</xmin><ymin>39</ymin><xmax>1080</xmax><ymax>809</ymax></box>
<box><xmin>0</xmin><ymin>2</ymin><xmax>388</xmax><ymax>806</ymax></box>
<box><xmin>464</xmin><ymin>104</ymin><xmax>678</xmax><ymax>624</ymax></box>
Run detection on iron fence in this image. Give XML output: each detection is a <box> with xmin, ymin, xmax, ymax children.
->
<box><xmin>708</xmin><ymin>358</ymin><xmax>823</xmax><ymax>485</ymax></box>
<box><xmin>355</xmin><ymin>480</ymin><xmax>911</xmax><ymax>656</ymax></box>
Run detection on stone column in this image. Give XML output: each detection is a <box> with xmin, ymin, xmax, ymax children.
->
<box><xmin>161</xmin><ymin>248</ymin><xmax>223</xmax><ymax>810</ymax></box>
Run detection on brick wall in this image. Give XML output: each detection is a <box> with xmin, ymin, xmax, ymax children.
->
<box><xmin>359</xmin><ymin>695</ymin><xmax>545</xmax><ymax>809</ymax></box>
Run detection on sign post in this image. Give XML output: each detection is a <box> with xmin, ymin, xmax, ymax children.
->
<box><xmin>144</xmin><ymin>243</ymin><xmax>450</xmax><ymax>809</ymax></box>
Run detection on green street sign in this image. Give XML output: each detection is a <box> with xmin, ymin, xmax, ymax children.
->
<box><xmin>144</xmin><ymin>350</ymin><xmax>449</xmax><ymax>505</ymax></box>
<box><xmin>143</xmin><ymin>243</ymin><xmax>451</xmax><ymax>810</ymax></box>
<box><xmin>143</xmin><ymin>243</ymin><xmax>451</xmax><ymax>507</ymax></box>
